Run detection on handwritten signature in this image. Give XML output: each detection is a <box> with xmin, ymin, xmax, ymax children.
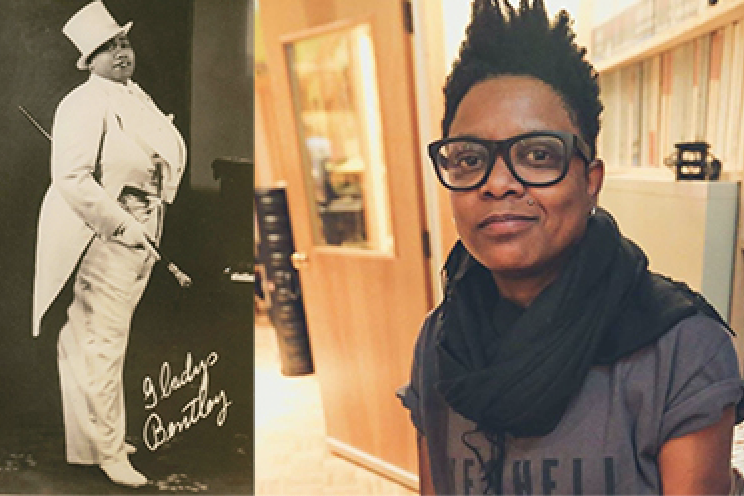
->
<box><xmin>142</xmin><ymin>351</ymin><xmax>232</xmax><ymax>451</ymax></box>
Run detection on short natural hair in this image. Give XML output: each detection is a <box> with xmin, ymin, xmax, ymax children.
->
<box><xmin>442</xmin><ymin>0</ymin><xmax>602</xmax><ymax>156</ymax></box>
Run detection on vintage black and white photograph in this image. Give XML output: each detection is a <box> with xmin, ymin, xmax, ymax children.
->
<box><xmin>0</xmin><ymin>0</ymin><xmax>253</xmax><ymax>493</ymax></box>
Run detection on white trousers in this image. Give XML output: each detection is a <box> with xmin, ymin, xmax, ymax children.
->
<box><xmin>57</xmin><ymin>236</ymin><xmax>155</xmax><ymax>465</ymax></box>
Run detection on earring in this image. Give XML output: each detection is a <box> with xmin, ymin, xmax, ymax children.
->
<box><xmin>590</xmin><ymin>206</ymin><xmax>597</xmax><ymax>216</ymax></box>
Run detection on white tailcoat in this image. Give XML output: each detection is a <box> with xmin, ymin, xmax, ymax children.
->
<box><xmin>32</xmin><ymin>74</ymin><xmax>186</xmax><ymax>337</ymax></box>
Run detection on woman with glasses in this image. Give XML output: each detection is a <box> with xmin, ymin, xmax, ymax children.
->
<box><xmin>398</xmin><ymin>1</ymin><xmax>743</xmax><ymax>494</ymax></box>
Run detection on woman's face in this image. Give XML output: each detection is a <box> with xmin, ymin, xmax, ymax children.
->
<box><xmin>89</xmin><ymin>34</ymin><xmax>135</xmax><ymax>84</ymax></box>
<box><xmin>448</xmin><ymin>75</ymin><xmax>603</xmax><ymax>292</ymax></box>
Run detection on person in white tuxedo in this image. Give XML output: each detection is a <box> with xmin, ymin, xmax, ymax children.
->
<box><xmin>32</xmin><ymin>1</ymin><xmax>186</xmax><ymax>487</ymax></box>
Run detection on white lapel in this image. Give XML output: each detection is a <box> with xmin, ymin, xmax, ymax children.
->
<box><xmin>108</xmin><ymin>79</ymin><xmax>186</xmax><ymax>202</ymax></box>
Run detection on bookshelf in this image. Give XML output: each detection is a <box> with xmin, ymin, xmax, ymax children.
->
<box><xmin>595</xmin><ymin>2</ymin><xmax>744</xmax><ymax>172</ymax></box>
<box><xmin>593</xmin><ymin>0</ymin><xmax>744</xmax><ymax>361</ymax></box>
<box><xmin>594</xmin><ymin>0</ymin><xmax>744</xmax><ymax>72</ymax></box>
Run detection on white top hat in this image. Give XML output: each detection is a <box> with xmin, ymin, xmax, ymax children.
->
<box><xmin>62</xmin><ymin>1</ymin><xmax>133</xmax><ymax>70</ymax></box>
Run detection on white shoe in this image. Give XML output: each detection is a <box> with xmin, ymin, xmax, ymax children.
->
<box><xmin>125</xmin><ymin>443</ymin><xmax>136</xmax><ymax>455</ymax></box>
<box><xmin>101</xmin><ymin>460</ymin><xmax>148</xmax><ymax>487</ymax></box>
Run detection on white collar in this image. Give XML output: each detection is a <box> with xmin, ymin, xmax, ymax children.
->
<box><xmin>88</xmin><ymin>73</ymin><xmax>135</xmax><ymax>93</ymax></box>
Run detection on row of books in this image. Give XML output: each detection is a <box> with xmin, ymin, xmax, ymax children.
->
<box><xmin>597</xmin><ymin>17</ymin><xmax>744</xmax><ymax>174</ymax></box>
<box><xmin>592</xmin><ymin>0</ymin><xmax>703</xmax><ymax>64</ymax></box>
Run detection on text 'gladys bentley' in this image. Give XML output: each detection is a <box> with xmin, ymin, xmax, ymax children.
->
<box><xmin>142</xmin><ymin>350</ymin><xmax>232</xmax><ymax>451</ymax></box>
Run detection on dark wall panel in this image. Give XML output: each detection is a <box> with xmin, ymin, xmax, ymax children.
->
<box><xmin>190</xmin><ymin>0</ymin><xmax>253</xmax><ymax>190</ymax></box>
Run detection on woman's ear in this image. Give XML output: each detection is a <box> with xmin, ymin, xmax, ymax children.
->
<box><xmin>87</xmin><ymin>52</ymin><xmax>99</xmax><ymax>72</ymax></box>
<box><xmin>585</xmin><ymin>158</ymin><xmax>604</xmax><ymax>200</ymax></box>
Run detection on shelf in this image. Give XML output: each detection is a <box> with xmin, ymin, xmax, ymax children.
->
<box><xmin>594</xmin><ymin>0</ymin><xmax>744</xmax><ymax>72</ymax></box>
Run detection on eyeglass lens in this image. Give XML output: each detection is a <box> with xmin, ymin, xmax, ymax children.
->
<box><xmin>435</xmin><ymin>134</ymin><xmax>568</xmax><ymax>188</ymax></box>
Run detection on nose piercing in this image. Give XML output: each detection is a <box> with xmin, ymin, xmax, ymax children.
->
<box><xmin>527</xmin><ymin>198</ymin><xmax>535</xmax><ymax>206</ymax></box>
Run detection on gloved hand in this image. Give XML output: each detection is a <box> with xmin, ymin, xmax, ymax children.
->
<box><xmin>111</xmin><ymin>217</ymin><xmax>150</xmax><ymax>249</ymax></box>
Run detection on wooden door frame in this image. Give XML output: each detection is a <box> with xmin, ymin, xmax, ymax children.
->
<box><xmin>409</xmin><ymin>0</ymin><xmax>458</xmax><ymax>303</ymax></box>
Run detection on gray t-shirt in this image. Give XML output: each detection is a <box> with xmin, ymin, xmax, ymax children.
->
<box><xmin>401</xmin><ymin>314</ymin><xmax>743</xmax><ymax>494</ymax></box>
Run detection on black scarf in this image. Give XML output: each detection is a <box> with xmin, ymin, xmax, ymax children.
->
<box><xmin>435</xmin><ymin>208</ymin><xmax>731</xmax><ymax>440</ymax></box>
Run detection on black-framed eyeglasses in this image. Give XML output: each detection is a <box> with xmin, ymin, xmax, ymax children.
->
<box><xmin>428</xmin><ymin>130</ymin><xmax>593</xmax><ymax>191</ymax></box>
